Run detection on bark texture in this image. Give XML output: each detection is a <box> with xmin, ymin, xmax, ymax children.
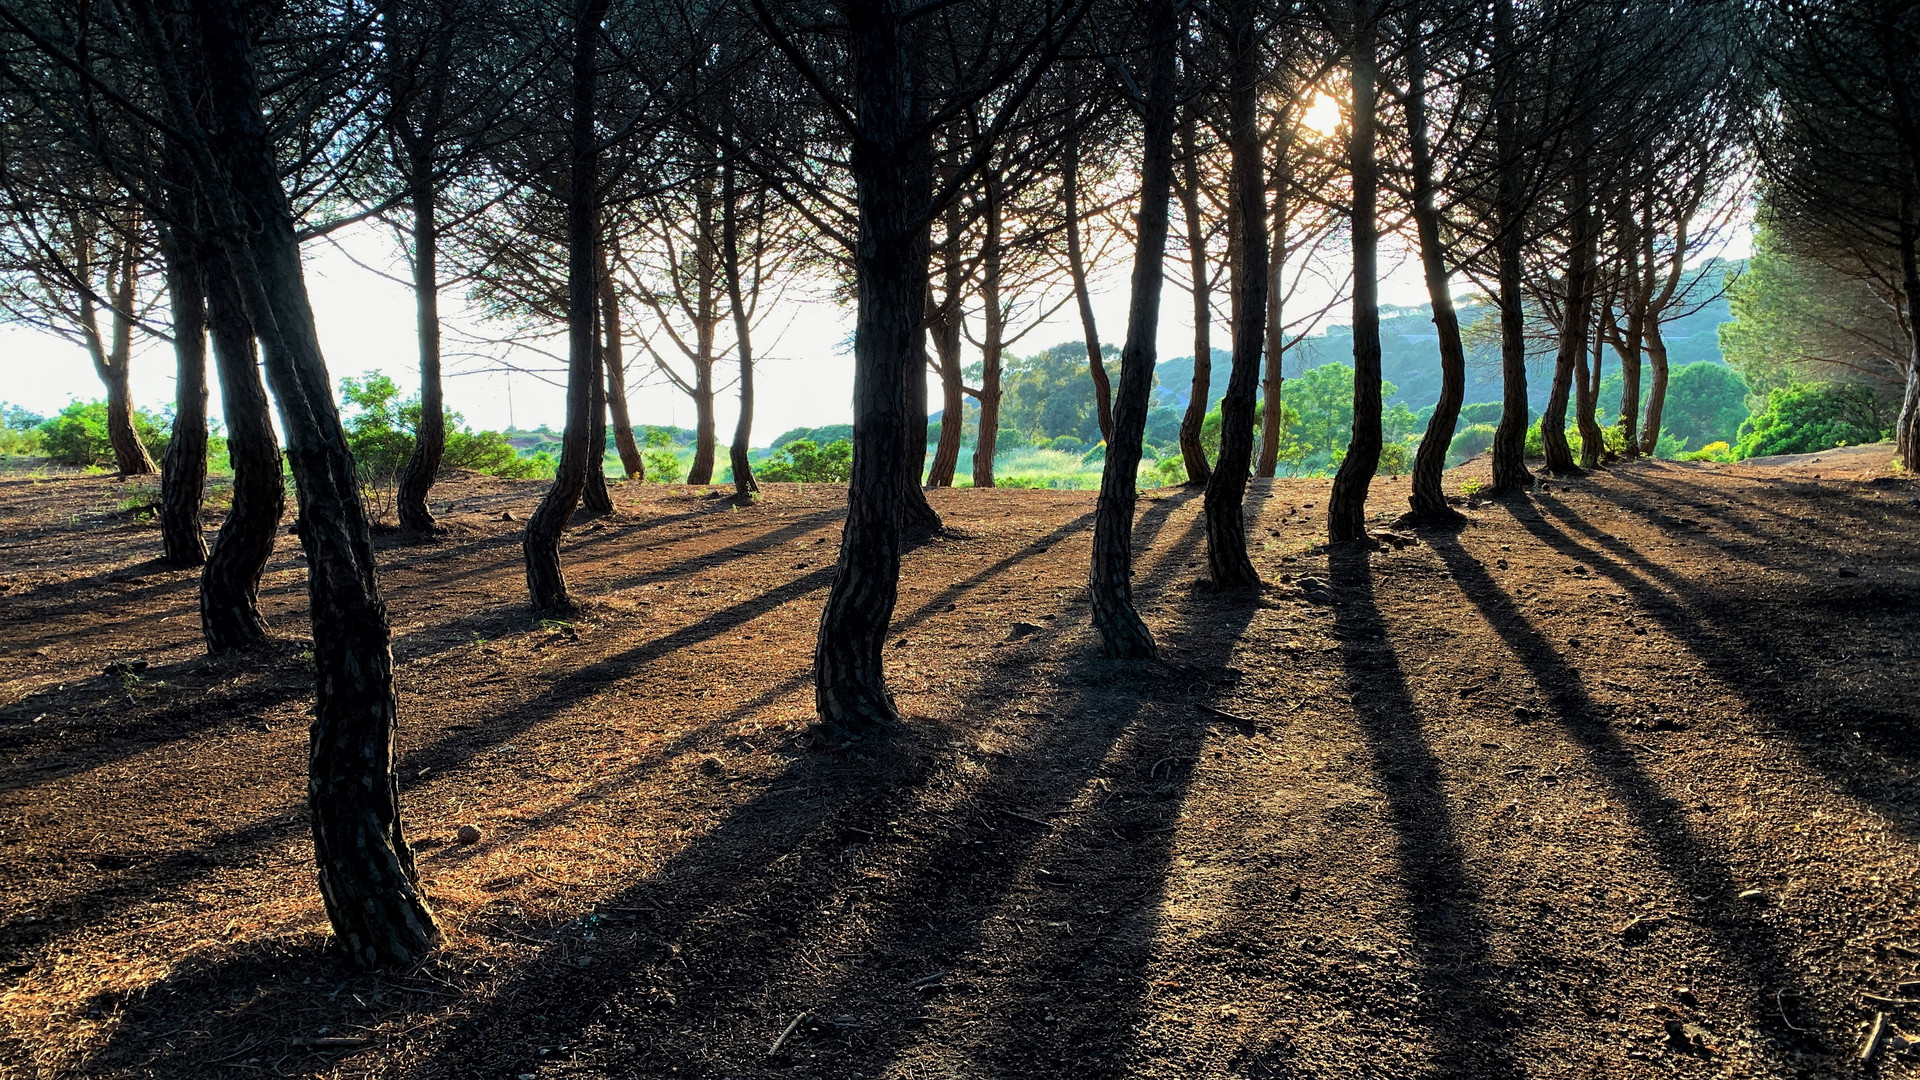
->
<box><xmin>600</xmin><ymin>256</ymin><xmax>645</xmax><ymax>479</ymax></box>
<box><xmin>1089</xmin><ymin>0</ymin><xmax>1177</xmax><ymax>659</ymax></box>
<box><xmin>1402</xmin><ymin>41</ymin><xmax>1467</xmax><ymax>522</ymax></box>
<box><xmin>523</xmin><ymin>0</ymin><xmax>612</xmax><ymax>611</ymax></box>
<box><xmin>813</xmin><ymin>0</ymin><xmax>929</xmax><ymax>735</ymax></box>
<box><xmin>722</xmin><ymin>163</ymin><xmax>759</xmax><ymax>496</ymax></box>
<box><xmin>970</xmin><ymin>176</ymin><xmax>1004</xmax><ymax>489</ymax></box>
<box><xmin>1065</xmin><ymin>134</ymin><xmax>1112</xmax><ymax>443</ymax></box>
<box><xmin>1176</xmin><ymin>113</ymin><xmax>1213</xmax><ymax>486</ymax></box>
<box><xmin>1202</xmin><ymin>0</ymin><xmax>1266</xmax><ymax>589</ymax></box>
<box><xmin>160</xmin><ymin>228</ymin><xmax>209</xmax><ymax>567</ymax></box>
<box><xmin>182</xmin><ymin>0</ymin><xmax>440</xmax><ymax>966</ymax></box>
<box><xmin>396</xmin><ymin>180</ymin><xmax>444</xmax><ymax>534</ymax></box>
<box><xmin>1256</xmin><ymin>150</ymin><xmax>1289</xmax><ymax>478</ymax></box>
<box><xmin>200</xmin><ymin>250</ymin><xmax>282</xmax><ymax>654</ymax></box>
<box><xmin>1327</xmin><ymin>5</ymin><xmax>1382</xmax><ymax>543</ymax></box>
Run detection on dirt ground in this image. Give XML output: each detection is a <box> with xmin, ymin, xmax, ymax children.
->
<box><xmin>2</xmin><ymin>449</ymin><xmax>1918</xmax><ymax>1080</ymax></box>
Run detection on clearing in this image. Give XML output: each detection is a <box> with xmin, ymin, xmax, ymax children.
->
<box><xmin>1</xmin><ymin>454</ymin><xmax>1917</xmax><ymax>1078</ymax></box>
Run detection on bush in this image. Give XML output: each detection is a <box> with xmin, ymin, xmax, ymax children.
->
<box><xmin>337</xmin><ymin>371</ymin><xmax>539</xmax><ymax>480</ymax></box>
<box><xmin>1150</xmin><ymin>455</ymin><xmax>1187</xmax><ymax>486</ymax></box>
<box><xmin>1677</xmin><ymin>440</ymin><xmax>1734</xmax><ymax>463</ymax></box>
<box><xmin>38</xmin><ymin>400</ymin><xmax>169</xmax><ymax>467</ymax></box>
<box><xmin>2</xmin><ymin>404</ymin><xmax>45</xmax><ymax>457</ymax></box>
<box><xmin>1047</xmin><ymin>434</ymin><xmax>1084</xmax><ymax>454</ymax></box>
<box><xmin>1377</xmin><ymin>440</ymin><xmax>1411</xmax><ymax>476</ymax></box>
<box><xmin>644</xmin><ymin>447</ymin><xmax>685</xmax><ymax>483</ymax></box>
<box><xmin>1733</xmin><ymin>382</ymin><xmax>1887</xmax><ymax>459</ymax></box>
<box><xmin>758</xmin><ymin>438</ymin><xmax>851</xmax><ymax>482</ymax></box>
<box><xmin>1447</xmin><ymin>423</ymin><xmax>1497</xmax><ymax>465</ymax></box>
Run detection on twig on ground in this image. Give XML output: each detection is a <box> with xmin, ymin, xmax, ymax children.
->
<box><xmin>907</xmin><ymin>971</ymin><xmax>949</xmax><ymax>989</ymax></box>
<box><xmin>769</xmin><ymin>1010</ymin><xmax>811</xmax><ymax>1056</ymax></box>
<box><xmin>1860</xmin><ymin>1011</ymin><xmax>1888</xmax><ymax>1061</ymax></box>
<box><xmin>1862</xmin><ymin>994</ymin><xmax>1920</xmax><ymax>1006</ymax></box>
<box><xmin>1777</xmin><ymin>990</ymin><xmax>1809</xmax><ymax>1032</ymax></box>
<box><xmin>997</xmin><ymin>807</ymin><xmax>1052</xmax><ymax>827</ymax></box>
<box><xmin>1198</xmin><ymin>703</ymin><xmax>1256</xmax><ymax>726</ymax></box>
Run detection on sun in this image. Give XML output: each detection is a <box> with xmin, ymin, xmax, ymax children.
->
<box><xmin>1301</xmin><ymin>91</ymin><xmax>1343</xmax><ymax>138</ymax></box>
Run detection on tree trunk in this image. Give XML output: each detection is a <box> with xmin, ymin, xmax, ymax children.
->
<box><xmin>583</xmin><ymin>333</ymin><xmax>613</xmax><ymax>514</ymax></box>
<box><xmin>1615</xmin><ymin>306</ymin><xmax>1645</xmax><ymax>458</ymax></box>
<box><xmin>183</xmin><ymin>0</ymin><xmax>439</xmax><ymax>966</ymax></box>
<box><xmin>1637</xmin><ymin>320</ymin><xmax>1670</xmax><ymax>456</ymax></box>
<box><xmin>1256</xmin><ymin>148</ymin><xmax>1289</xmax><ymax>478</ymax></box>
<box><xmin>1403</xmin><ymin>39</ymin><xmax>1467</xmax><ymax>522</ymax></box>
<box><xmin>971</xmin><ymin>175</ymin><xmax>1004</xmax><ymax>488</ymax></box>
<box><xmin>722</xmin><ymin>160</ymin><xmax>758</xmax><ymax>497</ymax></box>
<box><xmin>686</xmin><ymin>174</ymin><xmax>720</xmax><ymax>486</ymax></box>
<box><xmin>1065</xmin><ymin>133</ymin><xmax>1112</xmax><ymax>443</ymax></box>
<box><xmin>600</xmin><ymin>251</ymin><xmax>645</xmax><ymax>479</ymax></box>
<box><xmin>159</xmin><ymin>227</ymin><xmax>210</xmax><ymax>567</ymax></box>
<box><xmin>1327</xmin><ymin>3</ymin><xmax>1382</xmax><ymax>542</ymax></box>
<box><xmin>1089</xmin><ymin>0</ymin><xmax>1177</xmax><ymax>660</ymax></box>
<box><xmin>1203</xmin><ymin>0</ymin><xmax>1266</xmax><ymax>589</ymax></box>
<box><xmin>85</xmin><ymin>230</ymin><xmax>158</xmax><ymax>477</ymax></box>
<box><xmin>200</xmin><ymin>246</ymin><xmax>282</xmax><ymax>653</ymax></box>
<box><xmin>1897</xmin><ymin>212</ymin><xmax>1920</xmax><ymax>471</ymax></box>
<box><xmin>1574</xmin><ymin>316</ymin><xmax>1605</xmax><ymax>468</ymax></box>
<box><xmin>1486</xmin><ymin>0</ymin><xmax>1531</xmax><ymax>494</ymax></box>
<box><xmin>397</xmin><ymin>177</ymin><xmax>444</xmax><ymax>534</ymax></box>
<box><xmin>523</xmin><ymin>0</ymin><xmax>612</xmax><ymax>612</ymax></box>
<box><xmin>901</xmin><ymin>335</ymin><xmax>942</xmax><ymax>531</ymax></box>
<box><xmin>813</xmin><ymin>0</ymin><xmax>930</xmax><ymax>736</ymax></box>
<box><xmin>1541</xmin><ymin>188</ymin><xmax>1593</xmax><ymax>476</ymax></box>
<box><xmin>1177</xmin><ymin>112</ymin><xmax>1213</xmax><ymax>486</ymax></box>
<box><xmin>927</xmin><ymin>201</ymin><xmax>966</xmax><ymax>487</ymax></box>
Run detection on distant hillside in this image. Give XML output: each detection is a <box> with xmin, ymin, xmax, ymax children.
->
<box><xmin>1153</xmin><ymin>269</ymin><xmax>1736</xmax><ymax>415</ymax></box>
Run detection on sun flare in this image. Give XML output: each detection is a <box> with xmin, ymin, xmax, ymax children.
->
<box><xmin>1302</xmin><ymin>91</ymin><xmax>1344</xmax><ymax>137</ymax></box>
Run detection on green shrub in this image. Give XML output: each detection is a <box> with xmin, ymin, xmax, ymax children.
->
<box><xmin>1733</xmin><ymin>382</ymin><xmax>1887</xmax><ymax>459</ymax></box>
<box><xmin>644</xmin><ymin>447</ymin><xmax>685</xmax><ymax>483</ymax></box>
<box><xmin>757</xmin><ymin>438</ymin><xmax>851</xmax><ymax>482</ymax></box>
<box><xmin>1448</xmin><ymin>423</ymin><xmax>1497</xmax><ymax>465</ymax></box>
<box><xmin>1377</xmin><ymin>440</ymin><xmax>1411</xmax><ymax>476</ymax></box>
<box><xmin>337</xmin><ymin>371</ymin><xmax>539</xmax><ymax>480</ymax></box>
<box><xmin>37</xmin><ymin>400</ymin><xmax>170</xmax><ymax>466</ymax></box>
<box><xmin>1677</xmin><ymin>440</ymin><xmax>1734</xmax><ymax>463</ymax></box>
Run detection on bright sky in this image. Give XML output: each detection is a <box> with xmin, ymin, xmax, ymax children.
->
<box><xmin>0</xmin><ymin>215</ymin><xmax>1745</xmax><ymax>440</ymax></box>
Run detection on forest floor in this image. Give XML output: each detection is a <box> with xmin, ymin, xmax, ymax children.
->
<box><xmin>2</xmin><ymin>449</ymin><xmax>1918</xmax><ymax>1080</ymax></box>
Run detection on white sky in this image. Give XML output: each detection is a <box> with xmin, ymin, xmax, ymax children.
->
<box><xmin>0</xmin><ymin>218</ymin><xmax>1745</xmax><ymax>439</ymax></box>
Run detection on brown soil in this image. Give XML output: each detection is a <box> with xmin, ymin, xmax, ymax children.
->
<box><xmin>2</xmin><ymin>453</ymin><xmax>1918</xmax><ymax>1079</ymax></box>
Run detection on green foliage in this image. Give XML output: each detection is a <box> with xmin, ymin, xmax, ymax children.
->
<box><xmin>1677</xmin><ymin>440</ymin><xmax>1735</xmax><ymax>463</ymax></box>
<box><xmin>769</xmin><ymin>424</ymin><xmax>851</xmax><ymax>449</ymax></box>
<box><xmin>757</xmin><ymin>438</ymin><xmax>851</xmax><ymax>482</ymax></box>
<box><xmin>1660</xmin><ymin>362</ymin><xmax>1751</xmax><ymax>449</ymax></box>
<box><xmin>1456</xmin><ymin>401</ymin><xmax>1506</xmax><ymax>427</ymax></box>
<box><xmin>1376</xmin><ymin>440</ymin><xmax>1410</xmax><ymax>476</ymax></box>
<box><xmin>337</xmin><ymin>372</ymin><xmax>540</xmax><ymax>480</ymax></box>
<box><xmin>1150</xmin><ymin>455</ymin><xmax>1187</xmax><ymax>486</ymax></box>
<box><xmin>644</xmin><ymin>447</ymin><xmax>685</xmax><ymax>483</ymax></box>
<box><xmin>1448</xmin><ymin>423</ymin><xmax>1497</xmax><ymax>465</ymax></box>
<box><xmin>1733</xmin><ymin>382</ymin><xmax>1888</xmax><ymax>459</ymax></box>
<box><xmin>1720</xmin><ymin>224</ymin><xmax>1908</xmax><ymax>409</ymax></box>
<box><xmin>2</xmin><ymin>403</ymin><xmax>45</xmax><ymax>456</ymax></box>
<box><xmin>37</xmin><ymin>400</ymin><xmax>169</xmax><ymax>466</ymax></box>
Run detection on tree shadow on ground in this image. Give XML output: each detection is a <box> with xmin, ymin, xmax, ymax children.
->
<box><xmin>1524</xmin><ymin>490</ymin><xmax>1920</xmax><ymax>841</ymax></box>
<box><xmin>74</xmin><ymin>492</ymin><xmax>1242</xmax><ymax>1080</ymax></box>
<box><xmin>1426</xmin><ymin>525</ymin><xmax>1822</xmax><ymax>1058</ymax></box>
<box><xmin>1248</xmin><ymin>542</ymin><xmax>1527</xmax><ymax>1080</ymax></box>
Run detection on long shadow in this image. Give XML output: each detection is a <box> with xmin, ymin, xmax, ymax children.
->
<box><xmin>6</xmin><ymin>500</ymin><xmax>1090</xmax><ymax>993</ymax></box>
<box><xmin>1252</xmin><ymin>544</ymin><xmax>1527</xmax><ymax>1080</ymax></box>
<box><xmin>1526</xmin><ymin>493</ymin><xmax>1920</xmax><ymax>840</ymax></box>
<box><xmin>76</xmin><ymin>493</ymin><xmax>1224</xmax><ymax>1079</ymax></box>
<box><xmin>1604</xmin><ymin>467</ymin><xmax>1905</xmax><ymax>566</ymax></box>
<box><xmin>1427</xmin><ymin>527</ymin><xmax>1821</xmax><ymax>1055</ymax></box>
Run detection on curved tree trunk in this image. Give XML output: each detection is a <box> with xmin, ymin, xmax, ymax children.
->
<box><xmin>583</xmin><ymin>335</ymin><xmax>614</xmax><ymax>515</ymax></box>
<box><xmin>971</xmin><ymin>176</ymin><xmax>1004</xmax><ymax>488</ymax></box>
<box><xmin>722</xmin><ymin>162</ymin><xmax>758</xmax><ymax>497</ymax></box>
<box><xmin>179</xmin><ymin>0</ymin><xmax>440</xmax><ymax>966</ymax></box>
<box><xmin>1574</xmin><ymin>321</ymin><xmax>1606</xmax><ymax>468</ymax></box>
<box><xmin>1637</xmin><ymin>321</ymin><xmax>1671</xmax><ymax>456</ymax></box>
<box><xmin>813</xmin><ymin>0</ymin><xmax>931</xmax><ymax>736</ymax></box>
<box><xmin>524</xmin><ymin>0</ymin><xmax>612</xmax><ymax>612</ymax></box>
<box><xmin>1327</xmin><ymin>4</ymin><xmax>1382</xmax><ymax>542</ymax></box>
<box><xmin>600</xmin><ymin>254</ymin><xmax>645</xmax><ymax>479</ymax></box>
<box><xmin>159</xmin><ymin>228</ymin><xmax>210</xmax><ymax>567</ymax></box>
<box><xmin>1897</xmin><ymin>213</ymin><xmax>1920</xmax><ymax>471</ymax></box>
<box><xmin>927</xmin><ymin>202</ymin><xmax>966</xmax><ymax>487</ymax></box>
<box><xmin>1486</xmin><ymin>0</ymin><xmax>1532</xmax><ymax>494</ymax></box>
<box><xmin>1403</xmin><ymin>41</ymin><xmax>1467</xmax><ymax>522</ymax></box>
<box><xmin>1203</xmin><ymin>0</ymin><xmax>1266</xmax><ymax>589</ymax></box>
<box><xmin>200</xmin><ymin>249</ymin><xmax>283</xmax><ymax>653</ymax></box>
<box><xmin>1089</xmin><ymin>0</ymin><xmax>1177</xmax><ymax>660</ymax></box>
<box><xmin>1256</xmin><ymin>150</ymin><xmax>1289</xmax><ymax>478</ymax></box>
<box><xmin>1542</xmin><ymin>189</ymin><xmax>1593</xmax><ymax>476</ymax></box>
<box><xmin>1064</xmin><ymin>133</ymin><xmax>1112</xmax><ymax>443</ymax></box>
<box><xmin>1177</xmin><ymin>112</ymin><xmax>1213</xmax><ymax>486</ymax></box>
<box><xmin>1615</xmin><ymin>307</ymin><xmax>1645</xmax><ymax>458</ymax></box>
<box><xmin>397</xmin><ymin>179</ymin><xmax>444</xmax><ymax>534</ymax></box>
<box><xmin>86</xmin><ymin>221</ymin><xmax>159</xmax><ymax>478</ymax></box>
